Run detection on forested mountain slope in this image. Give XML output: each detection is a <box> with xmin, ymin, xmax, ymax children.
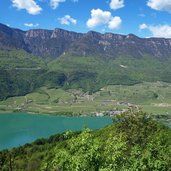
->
<box><xmin>1</xmin><ymin>23</ymin><xmax>171</xmax><ymax>99</ymax></box>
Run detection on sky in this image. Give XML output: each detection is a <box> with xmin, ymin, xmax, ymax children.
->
<box><xmin>1</xmin><ymin>0</ymin><xmax>171</xmax><ymax>38</ymax></box>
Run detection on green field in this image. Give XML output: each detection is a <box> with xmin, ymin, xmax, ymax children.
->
<box><xmin>0</xmin><ymin>82</ymin><xmax>171</xmax><ymax>123</ymax></box>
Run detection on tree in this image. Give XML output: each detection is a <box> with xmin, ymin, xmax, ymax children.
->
<box><xmin>52</xmin><ymin>129</ymin><xmax>101</xmax><ymax>171</ymax></box>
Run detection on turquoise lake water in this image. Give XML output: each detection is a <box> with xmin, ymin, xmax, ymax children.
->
<box><xmin>0</xmin><ymin>113</ymin><xmax>112</xmax><ymax>150</ymax></box>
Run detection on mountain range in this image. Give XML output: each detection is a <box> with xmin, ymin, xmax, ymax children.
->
<box><xmin>0</xmin><ymin>23</ymin><xmax>171</xmax><ymax>100</ymax></box>
<box><xmin>1</xmin><ymin>23</ymin><xmax>171</xmax><ymax>59</ymax></box>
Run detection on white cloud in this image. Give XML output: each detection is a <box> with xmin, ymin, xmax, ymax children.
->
<box><xmin>147</xmin><ymin>0</ymin><xmax>171</xmax><ymax>13</ymax></box>
<box><xmin>139</xmin><ymin>23</ymin><xmax>148</xmax><ymax>30</ymax></box>
<box><xmin>50</xmin><ymin>0</ymin><xmax>65</xmax><ymax>9</ymax></box>
<box><xmin>86</xmin><ymin>9</ymin><xmax>111</xmax><ymax>28</ymax></box>
<box><xmin>86</xmin><ymin>9</ymin><xmax>122</xmax><ymax>30</ymax></box>
<box><xmin>24</xmin><ymin>23</ymin><xmax>39</xmax><ymax>27</ymax></box>
<box><xmin>11</xmin><ymin>0</ymin><xmax>42</xmax><ymax>15</ymax></box>
<box><xmin>58</xmin><ymin>15</ymin><xmax>77</xmax><ymax>25</ymax></box>
<box><xmin>110</xmin><ymin>0</ymin><xmax>124</xmax><ymax>10</ymax></box>
<box><xmin>108</xmin><ymin>16</ymin><xmax>122</xmax><ymax>29</ymax></box>
<box><xmin>139</xmin><ymin>23</ymin><xmax>171</xmax><ymax>38</ymax></box>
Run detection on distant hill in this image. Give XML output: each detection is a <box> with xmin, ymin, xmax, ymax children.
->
<box><xmin>1</xmin><ymin>23</ymin><xmax>171</xmax><ymax>99</ymax></box>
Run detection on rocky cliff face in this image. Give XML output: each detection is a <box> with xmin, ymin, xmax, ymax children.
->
<box><xmin>24</xmin><ymin>28</ymin><xmax>83</xmax><ymax>58</ymax></box>
<box><xmin>0</xmin><ymin>23</ymin><xmax>171</xmax><ymax>59</ymax></box>
<box><xmin>0</xmin><ymin>24</ymin><xmax>27</xmax><ymax>50</ymax></box>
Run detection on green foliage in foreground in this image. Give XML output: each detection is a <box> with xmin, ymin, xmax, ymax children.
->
<box><xmin>0</xmin><ymin>110</ymin><xmax>170</xmax><ymax>171</ymax></box>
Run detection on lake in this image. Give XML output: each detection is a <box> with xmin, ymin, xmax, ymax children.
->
<box><xmin>0</xmin><ymin>113</ymin><xmax>112</xmax><ymax>150</ymax></box>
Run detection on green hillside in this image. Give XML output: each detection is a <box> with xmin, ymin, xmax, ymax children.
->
<box><xmin>48</xmin><ymin>54</ymin><xmax>171</xmax><ymax>92</ymax></box>
<box><xmin>0</xmin><ymin>49</ymin><xmax>46</xmax><ymax>100</ymax></box>
<box><xmin>0</xmin><ymin>50</ymin><xmax>66</xmax><ymax>100</ymax></box>
<box><xmin>1</xmin><ymin>49</ymin><xmax>171</xmax><ymax>100</ymax></box>
<box><xmin>0</xmin><ymin>110</ymin><xmax>170</xmax><ymax>171</ymax></box>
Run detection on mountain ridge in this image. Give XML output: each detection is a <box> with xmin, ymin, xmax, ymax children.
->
<box><xmin>1</xmin><ymin>23</ymin><xmax>171</xmax><ymax>59</ymax></box>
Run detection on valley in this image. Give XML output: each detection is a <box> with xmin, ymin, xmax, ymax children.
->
<box><xmin>0</xmin><ymin>35</ymin><xmax>171</xmax><ymax>125</ymax></box>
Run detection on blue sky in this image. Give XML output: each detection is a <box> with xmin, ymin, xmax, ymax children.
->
<box><xmin>1</xmin><ymin>0</ymin><xmax>171</xmax><ymax>38</ymax></box>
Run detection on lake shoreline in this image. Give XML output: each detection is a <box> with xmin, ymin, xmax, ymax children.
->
<box><xmin>0</xmin><ymin>112</ymin><xmax>113</xmax><ymax>150</ymax></box>
<box><xmin>0</xmin><ymin>107</ymin><xmax>127</xmax><ymax>117</ymax></box>
<box><xmin>0</xmin><ymin>111</ymin><xmax>108</xmax><ymax>117</ymax></box>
